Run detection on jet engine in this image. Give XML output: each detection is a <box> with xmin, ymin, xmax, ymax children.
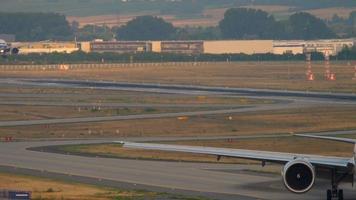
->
<box><xmin>11</xmin><ymin>48</ymin><xmax>19</xmax><ymax>55</ymax></box>
<box><xmin>282</xmin><ymin>159</ymin><xmax>315</xmax><ymax>193</ymax></box>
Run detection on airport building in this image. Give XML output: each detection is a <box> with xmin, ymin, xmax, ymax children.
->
<box><xmin>159</xmin><ymin>41</ymin><xmax>204</xmax><ymax>54</ymax></box>
<box><xmin>10</xmin><ymin>39</ymin><xmax>355</xmax><ymax>56</ymax></box>
<box><xmin>18</xmin><ymin>42</ymin><xmax>79</xmax><ymax>54</ymax></box>
<box><xmin>204</xmin><ymin>40</ymin><xmax>274</xmax><ymax>54</ymax></box>
<box><xmin>89</xmin><ymin>41</ymin><xmax>152</xmax><ymax>53</ymax></box>
<box><xmin>273</xmin><ymin>39</ymin><xmax>354</xmax><ymax>55</ymax></box>
<box><xmin>304</xmin><ymin>39</ymin><xmax>354</xmax><ymax>56</ymax></box>
<box><xmin>273</xmin><ymin>41</ymin><xmax>305</xmax><ymax>55</ymax></box>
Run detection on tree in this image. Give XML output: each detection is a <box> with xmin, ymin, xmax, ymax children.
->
<box><xmin>117</xmin><ymin>16</ymin><xmax>175</xmax><ymax>40</ymax></box>
<box><xmin>0</xmin><ymin>12</ymin><xmax>73</xmax><ymax>41</ymax></box>
<box><xmin>75</xmin><ymin>25</ymin><xmax>114</xmax><ymax>41</ymax></box>
<box><xmin>218</xmin><ymin>8</ymin><xmax>283</xmax><ymax>39</ymax></box>
<box><xmin>286</xmin><ymin>12</ymin><xmax>336</xmax><ymax>40</ymax></box>
<box><xmin>174</xmin><ymin>26</ymin><xmax>221</xmax><ymax>40</ymax></box>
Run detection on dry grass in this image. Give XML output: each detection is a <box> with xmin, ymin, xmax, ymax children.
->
<box><xmin>67</xmin><ymin>13</ymin><xmax>219</xmax><ymax>28</ymax></box>
<box><xmin>0</xmin><ymin>105</ymin><xmax>199</xmax><ymax>121</ymax></box>
<box><xmin>0</xmin><ymin>172</ymin><xmax>154</xmax><ymax>200</ymax></box>
<box><xmin>66</xmin><ymin>5</ymin><xmax>355</xmax><ymax>28</ymax></box>
<box><xmin>1</xmin><ymin>105</ymin><xmax>356</xmax><ymax>139</ymax></box>
<box><xmin>2</xmin><ymin>62</ymin><xmax>356</xmax><ymax>93</ymax></box>
<box><xmin>306</xmin><ymin>7</ymin><xmax>356</xmax><ymax>20</ymax></box>
<box><xmin>0</xmin><ymin>85</ymin><xmax>269</xmax><ymax>122</ymax></box>
<box><xmin>239</xmin><ymin>5</ymin><xmax>293</xmax><ymax>13</ymax></box>
<box><xmin>62</xmin><ymin>136</ymin><xmax>354</xmax><ymax>165</ymax></box>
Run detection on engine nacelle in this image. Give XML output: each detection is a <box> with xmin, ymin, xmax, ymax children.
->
<box><xmin>282</xmin><ymin>159</ymin><xmax>315</xmax><ymax>193</ymax></box>
<box><xmin>11</xmin><ymin>48</ymin><xmax>19</xmax><ymax>55</ymax></box>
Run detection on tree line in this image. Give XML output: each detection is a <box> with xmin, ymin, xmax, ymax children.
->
<box><xmin>0</xmin><ymin>8</ymin><xmax>351</xmax><ymax>42</ymax></box>
<box><xmin>115</xmin><ymin>9</ymin><xmax>337</xmax><ymax>40</ymax></box>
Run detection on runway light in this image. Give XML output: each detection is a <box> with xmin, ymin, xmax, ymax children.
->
<box><xmin>307</xmin><ymin>73</ymin><xmax>314</xmax><ymax>81</ymax></box>
<box><xmin>328</xmin><ymin>73</ymin><xmax>336</xmax><ymax>81</ymax></box>
<box><xmin>177</xmin><ymin>116</ymin><xmax>188</xmax><ymax>120</ymax></box>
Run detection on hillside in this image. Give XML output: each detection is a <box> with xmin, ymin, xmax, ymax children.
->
<box><xmin>1</xmin><ymin>0</ymin><xmax>356</xmax><ymax>17</ymax></box>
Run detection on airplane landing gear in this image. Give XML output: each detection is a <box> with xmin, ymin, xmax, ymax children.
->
<box><xmin>326</xmin><ymin>168</ymin><xmax>348</xmax><ymax>200</ymax></box>
<box><xmin>326</xmin><ymin>188</ymin><xmax>343</xmax><ymax>200</ymax></box>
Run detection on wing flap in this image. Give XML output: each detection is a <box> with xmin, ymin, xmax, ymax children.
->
<box><xmin>121</xmin><ymin>142</ymin><xmax>350</xmax><ymax>168</ymax></box>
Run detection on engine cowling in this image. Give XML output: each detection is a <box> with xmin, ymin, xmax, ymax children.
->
<box><xmin>11</xmin><ymin>48</ymin><xmax>19</xmax><ymax>55</ymax></box>
<box><xmin>282</xmin><ymin>159</ymin><xmax>315</xmax><ymax>193</ymax></box>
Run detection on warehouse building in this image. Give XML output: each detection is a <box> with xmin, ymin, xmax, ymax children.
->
<box><xmin>90</xmin><ymin>41</ymin><xmax>152</xmax><ymax>53</ymax></box>
<box><xmin>304</xmin><ymin>39</ymin><xmax>354</xmax><ymax>56</ymax></box>
<box><xmin>273</xmin><ymin>41</ymin><xmax>305</xmax><ymax>55</ymax></box>
<box><xmin>159</xmin><ymin>41</ymin><xmax>204</xmax><ymax>54</ymax></box>
<box><xmin>18</xmin><ymin>42</ymin><xmax>79</xmax><ymax>54</ymax></box>
<box><xmin>204</xmin><ymin>40</ymin><xmax>274</xmax><ymax>54</ymax></box>
<box><xmin>11</xmin><ymin>39</ymin><xmax>355</xmax><ymax>56</ymax></box>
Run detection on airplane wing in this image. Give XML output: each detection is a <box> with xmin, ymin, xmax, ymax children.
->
<box><xmin>120</xmin><ymin>141</ymin><xmax>352</xmax><ymax>169</ymax></box>
<box><xmin>296</xmin><ymin>134</ymin><xmax>356</xmax><ymax>144</ymax></box>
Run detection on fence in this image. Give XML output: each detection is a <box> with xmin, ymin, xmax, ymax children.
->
<box><xmin>0</xmin><ymin>62</ymin><xmax>220</xmax><ymax>71</ymax></box>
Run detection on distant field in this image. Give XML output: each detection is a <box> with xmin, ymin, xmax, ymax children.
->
<box><xmin>0</xmin><ymin>0</ymin><xmax>161</xmax><ymax>16</ymax></box>
<box><xmin>67</xmin><ymin>13</ymin><xmax>219</xmax><ymax>27</ymax></box>
<box><xmin>306</xmin><ymin>7</ymin><xmax>356</xmax><ymax>19</ymax></box>
<box><xmin>67</xmin><ymin>5</ymin><xmax>356</xmax><ymax>27</ymax></box>
<box><xmin>1</xmin><ymin>0</ymin><xmax>355</xmax><ymax>27</ymax></box>
<box><xmin>68</xmin><ymin>5</ymin><xmax>292</xmax><ymax>27</ymax></box>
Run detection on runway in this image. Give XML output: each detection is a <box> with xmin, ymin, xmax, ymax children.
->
<box><xmin>1</xmin><ymin>135</ymin><xmax>356</xmax><ymax>200</ymax></box>
<box><xmin>0</xmin><ymin>78</ymin><xmax>356</xmax><ymax>199</ymax></box>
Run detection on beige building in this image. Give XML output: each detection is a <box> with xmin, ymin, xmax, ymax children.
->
<box><xmin>204</xmin><ymin>40</ymin><xmax>273</xmax><ymax>54</ymax></box>
<box><xmin>79</xmin><ymin>42</ymin><xmax>91</xmax><ymax>53</ymax></box>
<box><xmin>159</xmin><ymin>41</ymin><xmax>203</xmax><ymax>54</ymax></box>
<box><xmin>13</xmin><ymin>39</ymin><xmax>355</xmax><ymax>56</ymax></box>
<box><xmin>273</xmin><ymin>41</ymin><xmax>305</xmax><ymax>55</ymax></box>
<box><xmin>151</xmin><ymin>41</ymin><xmax>162</xmax><ymax>53</ymax></box>
<box><xmin>18</xmin><ymin>42</ymin><xmax>79</xmax><ymax>54</ymax></box>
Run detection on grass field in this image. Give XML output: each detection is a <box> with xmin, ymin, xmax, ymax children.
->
<box><xmin>0</xmin><ymin>85</ymin><xmax>270</xmax><ymax>122</ymax></box>
<box><xmin>0</xmin><ymin>172</ymin><xmax>154</xmax><ymax>200</ymax></box>
<box><xmin>59</xmin><ymin>136</ymin><xmax>355</xmax><ymax>165</ymax></box>
<box><xmin>1</xmin><ymin>105</ymin><xmax>356</xmax><ymax>139</ymax></box>
<box><xmin>0</xmin><ymin>86</ymin><xmax>270</xmax><ymax>105</ymax></box>
<box><xmin>0</xmin><ymin>105</ymin><xmax>208</xmax><ymax>121</ymax></box>
<box><xmin>2</xmin><ymin>62</ymin><xmax>356</xmax><ymax>93</ymax></box>
<box><xmin>0</xmin><ymin>172</ymin><xmax>210</xmax><ymax>200</ymax></box>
